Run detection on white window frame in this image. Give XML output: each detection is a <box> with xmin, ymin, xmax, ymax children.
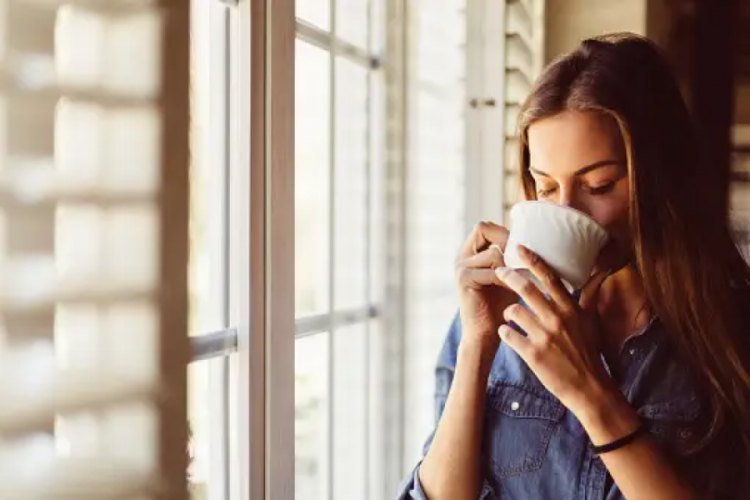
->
<box><xmin>234</xmin><ymin>0</ymin><xmax>296</xmax><ymax>499</ymax></box>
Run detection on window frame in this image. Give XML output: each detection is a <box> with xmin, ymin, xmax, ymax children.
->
<box><xmin>186</xmin><ymin>0</ymin><xmax>295</xmax><ymax>498</ymax></box>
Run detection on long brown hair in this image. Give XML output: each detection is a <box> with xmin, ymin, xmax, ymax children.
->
<box><xmin>518</xmin><ymin>33</ymin><xmax>750</xmax><ymax>453</ymax></box>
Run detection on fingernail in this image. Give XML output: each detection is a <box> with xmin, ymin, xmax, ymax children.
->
<box><xmin>498</xmin><ymin>326</ymin><xmax>509</xmax><ymax>339</ymax></box>
<box><xmin>517</xmin><ymin>244</ymin><xmax>529</xmax><ymax>256</ymax></box>
<box><xmin>495</xmin><ymin>266</ymin><xmax>510</xmax><ymax>279</ymax></box>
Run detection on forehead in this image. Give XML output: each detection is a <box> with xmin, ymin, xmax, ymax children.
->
<box><xmin>527</xmin><ymin>111</ymin><xmax>624</xmax><ymax>174</ymax></box>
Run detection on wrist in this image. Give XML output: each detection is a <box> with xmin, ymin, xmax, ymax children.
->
<box><xmin>458</xmin><ymin>333</ymin><xmax>499</xmax><ymax>376</ymax></box>
<box><xmin>572</xmin><ymin>382</ymin><xmax>641</xmax><ymax>446</ymax></box>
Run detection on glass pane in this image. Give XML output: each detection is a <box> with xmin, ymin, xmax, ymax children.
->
<box><xmin>295</xmin><ymin>333</ymin><xmax>330</xmax><ymax>500</ymax></box>
<box><xmin>336</xmin><ymin>0</ymin><xmax>368</xmax><ymax>49</ymax></box>
<box><xmin>405</xmin><ymin>0</ymin><xmax>469</xmax><ymax>467</ymax></box>
<box><xmin>189</xmin><ymin>0</ymin><xmax>229</xmax><ymax>335</ymax></box>
<box><xmin>188</xmin><ymin>357</ymin><xmax>229</xmax><ymax>500</ymax></box>
<box><xmin>371</xmin><ymin>0</ymin><xmax>385</xmax><ymax>54</ymax></box>
<box><xmin>416</xmin><ymin>6</ymin><xmax>466</xmax><ymax>85</ymax></box>
<box><xmin>296</xmin><ymin>41</ymin><xmax>331</xmax><ymax>317</ymax></box>
<box><xmin>297</xmin><ymin>0</ymin><xmax>331</xmax><ymax>31</ymax></box>
<box><xmin>332</xmin><ymin>323</ymin><xmax>367</xmax><ymax>499</ymax></box>
<box><xmin>334</xmin><ymin>57</ymin><xmax>368</xmax><ymax>310</ymax></box>
<box><xmin>369</xmin><ymin>72</ymin><xmax>385</xmax><ymax>305</ymax></box>
<box><xmin>366</xmin><ymin>318</ymin><xmax>384</xmax><ymax>500</ymax></box>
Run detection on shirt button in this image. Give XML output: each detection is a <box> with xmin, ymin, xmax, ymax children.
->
<box><xmin>629</xmin><ymin>348</ymin><xmax>636</xmax><ymax>356</ymax></box>
<box><xmin>510</xmin><ymin>401</ymin><xmax>520</xmax><ymax>411</ymax></box>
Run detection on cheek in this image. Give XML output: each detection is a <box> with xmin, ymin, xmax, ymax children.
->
<box><xmin>588</xmin><ymin>200</ymin><xmax>629</xmax><ymax>229</ymax></box>
<box><xmin>580</xmin><ymin>191</ymin><xmax>631</xmax><ymax>239</ymax></box>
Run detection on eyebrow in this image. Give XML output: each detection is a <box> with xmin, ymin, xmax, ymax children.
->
<box><xmin>529</xmin><ymin>159</ymin><xmax>622</xmax><ymax>178</ymax></box>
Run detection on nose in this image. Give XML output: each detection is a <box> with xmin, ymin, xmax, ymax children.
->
<box><xmin>558</xmin><ymin>185</ymin><xmax>585</xmax><ymax>212</ymax></box>
<box><xmin>558</xmin><ymin>185</ymin><xmax>574</xmax><ymax>208</ymax></box>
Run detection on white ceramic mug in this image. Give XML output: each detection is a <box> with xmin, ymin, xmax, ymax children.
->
<box><xmin>503</xmin><ymin>201</ymin><xmax>609</xmax><ymax>291</ymax></box>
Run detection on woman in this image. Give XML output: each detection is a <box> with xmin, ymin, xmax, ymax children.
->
<box><xmin>398</xmin><ymin>33</ymin><xmax>750</xmax><ymax>499</ymax></box>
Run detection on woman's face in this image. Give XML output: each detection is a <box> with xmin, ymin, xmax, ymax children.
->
<box><xmin>526</xmin><ymin>110</ymin><xmax>632</xmax><ymax>270</ymax></box>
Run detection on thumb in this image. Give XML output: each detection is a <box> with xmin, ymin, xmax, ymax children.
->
<box><xmin>579</xmin><ymin>270</ymin><xmax>609</xmax><ymax>312</ymax></box>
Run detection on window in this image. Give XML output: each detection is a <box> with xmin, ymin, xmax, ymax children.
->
<box><xmin>294</xmin><ymin>1</ymin><xmax>386</xmax><ymax>499</ymax></box>
<box><xmin>292</xmin><ymin>0</ymin><xmax>547</xmax><ymax>496</ymax></box>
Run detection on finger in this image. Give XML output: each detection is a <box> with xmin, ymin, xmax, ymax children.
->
<box><xmin>503</xmin><ymin>303</ymin><xmax>547</xmax><ymax>339</ymax></box>
<box><xmin>496</xmin><ymin>267</ymin><xmax>558</xmax><ymax>327</ymax></box>
<box><xmin>460</xmin><ymin>221</ymin><xmax>509</xmax><ymax>258</ymax></box>
<box><xmin>580</xmin><ymin>270</ymin><xmax>609</xmax><ymax>312</ymax></box>
<box><xmin>457</xmin><ymin>267</ymin><xmax>506</xmax><ymax>288</ymax></box>
<box><xmin>516</xmin><ymin>245</ymin><xmax>573</xmax><ymax>309</ymax></box>
<box><xmin>498</xmin><ymin>324</ymin><xmax>533</xmax><ymax>360</ymax></box>
<box><xmin>460</xmin><ymin>244</ymin><xmax>505</xmax><ymax>270</ymax></box>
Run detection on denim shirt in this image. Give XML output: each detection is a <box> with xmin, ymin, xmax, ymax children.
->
<box><xmin>397</xmin><ymin>313</ymin><xmax>747</xmax><ymax>499</ymax></box>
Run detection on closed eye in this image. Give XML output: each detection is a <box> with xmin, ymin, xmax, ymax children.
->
<box><xmin>536</xmin><ymin>186</ymin><xmax>557</xmax><ymax>198</ymax></box>
<box><xmin>584</xmin><ymin>181</ymin><xmax>618</xmax><ymax>196</ymax></box>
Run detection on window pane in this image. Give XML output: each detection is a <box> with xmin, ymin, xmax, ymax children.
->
<box><xmin>295</xmin><ymin>333</ymin><xmax>330</xmax><ymax>500</ymax></box>
<box><xmin>188</xmin><ymin>358</ymin><xmax>226</xmax><ymax>499</ymax></box>
<box><xmin>297</xmin><ymin>0</ymin><xmax>331</xmax><ymax>31</ymax></box>
<box><xmin>336</xmin><ymin>0</ymin><xmax>368</xmax><ymax>49</ymax></box>
<box><xmin>404</xmin><ymin>1</ymin><xmax>468</xmax><ymax>469</ymax></box>
<box><xmin>369</xmin><ymin>71</ymin><xmax>385</xmax><ymax>305</ymax></box>
<box><xmin>334</xmin><ymin>57</ymin><xmax>368</xmax><ymax>310</ymax></box>
<box><xmin>332</xmin><ymin>323</ymin><xmax>368</xmax><ymax>499</ymax></box>
<box><xmin>371</xmin><ymin>0</ymin><xmax>385</xmax><ymax>54</ymax></box>
<box><xmin>189</xmin><ymin>0</ymin><xmax>228</xmax><ymax>335</ymax></box>
<box><xmin>296</xmin><ymin>41</ymin><xmax>332</xmax><ymax>317</ymax></box>
<box><xmin>366</xmin><ymin>318</ymin><xmax>385</xmax><ymax>499</ymax></box>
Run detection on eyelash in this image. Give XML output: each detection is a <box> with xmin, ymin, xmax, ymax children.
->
<box><xmin>536</xmin><ymin>181</ymin><xmax>617</xmax><ymax>198</ymax></box>
<box><xmin>585</xmin><ymin>182</ymin><xmax>617</xmax><ymax>196</ymax></box>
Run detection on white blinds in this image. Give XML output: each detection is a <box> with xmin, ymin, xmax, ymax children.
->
<box><xmin>0</xmin><ymin>1</ymin><xmax>189</xmax><ymax>499</ymax></box>
<box><xmin>503</xmin><ymin>0</ymin><xmax>544</xmax><ymax>221</ymax></box>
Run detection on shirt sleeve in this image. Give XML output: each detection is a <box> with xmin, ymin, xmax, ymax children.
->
<box><xmin>395</xmin><ymin>314</ymin><xmax>462</xmax><ymax>499</ymax></box>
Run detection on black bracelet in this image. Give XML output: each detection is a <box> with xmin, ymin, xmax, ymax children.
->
<box><xmin>591</xmin><ymin>425</ymin><xmax>647</xmax><ymax>455</ymax></box>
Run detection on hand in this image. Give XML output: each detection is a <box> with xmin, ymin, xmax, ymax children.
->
<box><xmin>454</xmin><ymin>222</ymin><xmax>518</xmax><ymax>346</ymax></box>
<box><xmin>494</xmin><ymin>244</ymin><xmax>614</xmax><ymax>416</ymax></box>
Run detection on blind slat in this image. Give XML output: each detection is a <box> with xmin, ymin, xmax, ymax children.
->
<box><xmin>0</xmin><ymin>458</ymin><xmax>155</xmax><ymax>499</ymax></box>
<box><xmin>0</xmin><ymin>372</ymin><xmax>156</xmax><ymax>435</ymax></box>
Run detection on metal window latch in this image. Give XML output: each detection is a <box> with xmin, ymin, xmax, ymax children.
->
<box><xmin>469</xmin><ymin>98</ymin><xmax>497</xmax><ymax>108</ymax></box>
